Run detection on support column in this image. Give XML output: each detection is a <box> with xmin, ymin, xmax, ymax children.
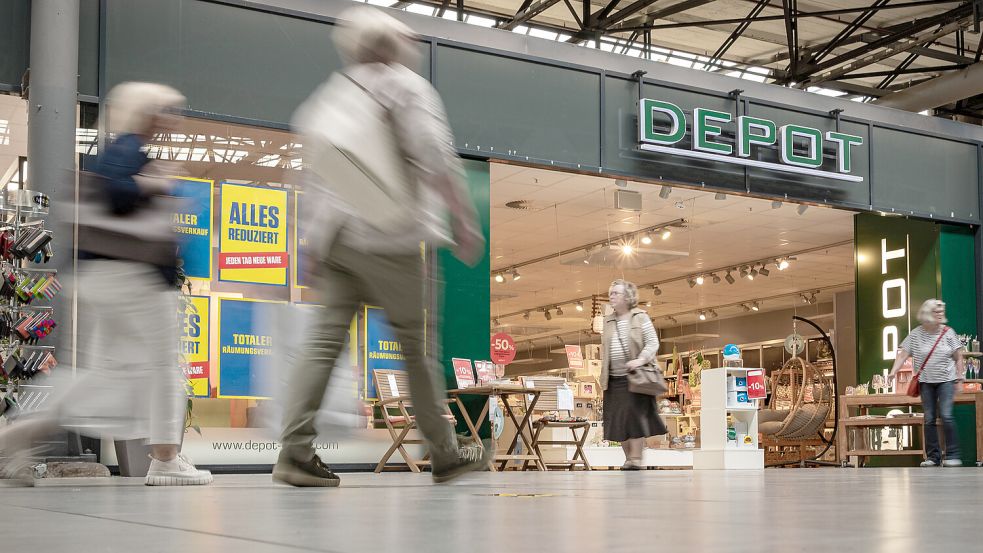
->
<box><xmin>27</xmin><ymin>0</ymin><xmax>81</xmax><ymax>458</ymax></box>
<box><xmin>26</xmin><ymin>0</ymin><xmax>79</xmax><ymax>358</ymax></box>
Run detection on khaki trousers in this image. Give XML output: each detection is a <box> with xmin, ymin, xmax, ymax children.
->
<box><xmin>279</xmin><ymin>241</ymin><xmax>456</xmax><ymax>466</ymax></box>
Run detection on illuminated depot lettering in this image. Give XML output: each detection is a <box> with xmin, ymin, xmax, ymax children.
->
<box><xmin>638</xmin><ymin>99</ymin><xmax>864</xmax><ymax>182</ymax></box>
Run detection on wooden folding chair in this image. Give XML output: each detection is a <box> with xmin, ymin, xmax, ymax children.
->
<box><xmin>372</xmin><ymin>369</ymin><xmax>456</xmax><ymax>473</ymax></box>
<box><xmin>521</xmin><ymin>376</ymin><xmax>592</xmax><ymax>471</ymax></box>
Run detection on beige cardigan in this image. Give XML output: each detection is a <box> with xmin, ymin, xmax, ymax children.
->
<box><xmin>601</xmin><ymin>308</ymin><xmax>659</xmax><ymax>390</ymax></box>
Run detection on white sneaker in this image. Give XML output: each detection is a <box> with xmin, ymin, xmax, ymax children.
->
<box><xmin>943</xmin><ymin>459</ymin><xmax>963</xmax><ymax>467</ymax></box>
<box><xmin>919</xmin><ymin>460</ymin><xmax>939</xmax><ymax>467</ymax></box>
<box><xmin>145</xmin><ymin>454</ymin><xmax>213</xmax><ymax>486</ymax></box>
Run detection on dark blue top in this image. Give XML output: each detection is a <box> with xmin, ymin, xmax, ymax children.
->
<box><xmin>81</xmin><ymin>133</ymin><xmax>177</xmax><ymax>285</ymax></box>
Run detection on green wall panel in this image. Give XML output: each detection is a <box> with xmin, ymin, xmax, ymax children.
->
<box><xmin>871</xmin><ymin>127</ymin><xmax>979</xmax><ymax>223</ymax></box>
<box><xmin>939</xmin><ymin>225</ymin><xmax>979</xmax><ymax>465</ymax></box>
<box><xmin>439</xmin><ymin>159</ymin><xmax>491</xmax><ymax>439</ymax></box>
<box><xmin>0</xmin><ymin>0</ymin><xmax>30</xmax><ymax>89</ymax></box>
<box><xmin>436</xmin><ymin>45</ymin><xmax>601</xmax><ymax>169</ymax></box>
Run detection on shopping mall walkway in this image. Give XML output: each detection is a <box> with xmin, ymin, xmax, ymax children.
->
<box><xmin>1</xmin><ymin>468</ymin><xmax>978</xmax><ymax>552</ymax></box>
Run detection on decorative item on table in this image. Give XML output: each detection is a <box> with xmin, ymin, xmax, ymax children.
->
<box><xmin>688</xmin><ymin>350</ymin><xmax>710</xmax><ymax>387</ymax></box>
<box><xmin>856</xmin><ymin>382</ymin><xmax>870</xmax><ymax>395</ymax></box>
<box><xmin>872</xmin><ymin>374</ymin><xmax>885</xmax><ymax>395</ymax></box>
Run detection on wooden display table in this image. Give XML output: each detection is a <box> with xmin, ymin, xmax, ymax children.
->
<box><xmin>837</xmin><ymin>392</ymin><xmax>983</xmax><ymax>466</ymax></box>
<box><xmin>448</xmin><ymin>384</ymin><xmax>547</xmax><ymax>471</ymax></box>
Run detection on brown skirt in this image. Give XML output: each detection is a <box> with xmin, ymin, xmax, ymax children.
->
<box><xmin>603</xmin><ymin>376</ymin><xmax>668</xmax><ymax>442</ymax></box>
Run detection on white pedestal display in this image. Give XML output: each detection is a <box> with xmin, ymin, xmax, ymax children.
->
<box><xmin>692</xmin><ymin>367</ymin><xmax>764</xmax><ymax>470</ymax></box>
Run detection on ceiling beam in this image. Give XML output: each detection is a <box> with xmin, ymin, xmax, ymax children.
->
<box><xmin>809</xmin><ymin>0</ymin><xmax>893</xmax><ymax>66</ymax></box>
<box><xmin>498</xmin><ymin>0</ymin><xmax>562</xmax><ymax>31</ymax></box>
<box><xmin>706</xmin><ymin>0</ymin><xmax>770</xmax><ymax>71</ymax></box>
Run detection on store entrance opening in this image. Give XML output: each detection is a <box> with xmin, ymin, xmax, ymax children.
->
<box><xmin>489</xmin><ymin>162</ymin><xmax>857</xmax><ymax>469</ymax></box>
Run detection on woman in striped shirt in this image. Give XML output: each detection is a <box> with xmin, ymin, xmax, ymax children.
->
<box><xmin>888</xmin><ymin>299</ymin><xmax>966</xmax><ymax>467</ymax></box>
<box><xmin>601</xmin><ymin>279</ymin><xmax>667</xmax><ymax>470</ymax></box>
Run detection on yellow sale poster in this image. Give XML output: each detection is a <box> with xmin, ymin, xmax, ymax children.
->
<box><xmin>181</xmin><ymin>296</ymin><xmax>210</xmax><ymax>397</ymax></box>
<box><xmin>219</xmin><ymin>183</ymin><xmax>289</xmax><ymax>285</ymax></box>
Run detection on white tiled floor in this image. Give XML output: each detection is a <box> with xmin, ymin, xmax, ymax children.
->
<box><xmin>1</xmin><ymin>468</ymin><xmax>979</xmax><ymax>552</ymax></box>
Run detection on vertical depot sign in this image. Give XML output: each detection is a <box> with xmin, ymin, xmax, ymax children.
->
<box><xmin>856</xmin><ymin>214</ymin><xmax>939</xmax><ymax>384</ymax></box>
<box><xmin>638</xmin><ymin>99</ymin><xmax>864</xmax><ymax>182</ymax></box>
<box><xmin>219</xmin><ymin>183</ymin><xmax>289</xmax><ymax>286</ymax></box>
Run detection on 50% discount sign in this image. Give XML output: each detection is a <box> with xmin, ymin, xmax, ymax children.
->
<box><xmin>490</xmin><ymin>333</ymin><xmax>517</xmax><ymax>365</ymax></box>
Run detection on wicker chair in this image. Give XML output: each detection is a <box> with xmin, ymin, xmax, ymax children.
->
<box><xmin>759</xmin><ymin>357</ymin><xmax>833</xmax><ymax>464</ymax></box>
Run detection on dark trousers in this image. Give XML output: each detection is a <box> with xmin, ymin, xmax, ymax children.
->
<box><xmin>920</xmin><ymin>380</ymin><xmax>960</xmax><ymax>463</ymax></box>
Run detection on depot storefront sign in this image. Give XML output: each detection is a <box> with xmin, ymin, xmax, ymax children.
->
<box><xmin>638</xmin><ymin>98</ymin><xmax>865</xmax><ymax>182</ymax></box>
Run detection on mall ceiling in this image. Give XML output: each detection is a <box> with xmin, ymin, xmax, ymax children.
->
<box><xmin>397</xmin><ymin>0</ymin><xmax>983</xmax><ymax>120</ymax></box>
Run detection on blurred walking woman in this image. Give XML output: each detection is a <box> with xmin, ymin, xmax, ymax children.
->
<box><xmin>0</xmin><ymin>83</ymin><xmax>211</xmax><ymax>486</ymax></box>
<box><xmin>601</xmin><ymin>279</ymin><xmax>667</xmax><ymax>470</ymax></box>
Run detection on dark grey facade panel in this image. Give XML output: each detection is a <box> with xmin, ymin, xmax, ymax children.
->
<box><xmin>436</xmin><ymin>44</ymin><xmax>601</xmax><ymax>169</ymax></box>
<box><xmin>79</xmin><ymin>0</ymin><xmax>100</xmax><ymax>97</ymax></box>
<box><xmin>0</xmin><ymin>0</ymin><xmax>30</xmax><ymax>89</ymax></box>
<box><xmin>104</xmin><ymin>0</ymin><xmax>343</xmax><ymax>123</ymax></box>
<box><xmin>871</xmin><ymin>127</ymin><xmax>980</xmax><ymax>223</ymax></box>
<box><xmin>602</xmin><ymin>75</ymin><xmax>746</xmax><ymax>193</ymax></box>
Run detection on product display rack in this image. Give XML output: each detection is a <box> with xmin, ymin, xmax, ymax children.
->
<box><xmin>0</xmin><ymin>188</ymin><xmax>58</xmax><ymax>424</ymax></box>
<box><xmin>693</xmin><ymin>367</ymin><xmax>764</xmax><ymax>470</ymax></box>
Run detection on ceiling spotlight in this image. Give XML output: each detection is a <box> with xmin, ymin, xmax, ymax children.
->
<box><xmin>495</xmin><ymin>273</ymin><xmax>505</xmax><ymax>283</ymax></box>
<box><xmin>749</xmin><ymin>266</ymin><xmax>758</xmax><ymax>278</ymax></box>
<box><xmin>695</xmin><ymin>275</ymin><xmax>705</xmax><ymax>286</ymax></box>
<box><xmin>641</xmin><ymin>233</ymin><xmax>653</xmax><ymax>245</ymax></box>
<box><xmin>709</xmin><ymin>309</ymin><xmax>718</xmax><ymax>319</ymax></box>
<box><xmin>523</xmin><ymin>311</ymin><xmax>530</xmax><ymax>320</ymax></box>
<box><xmin>772</xmin><ymin>200</ymin><xmax>783</xmax><ymax>210</ymax></box>
<box><xmin>741</xmin><ymin>303</ymin><xmax>751</xmax><ymax>312</ymax></box>
<box><xmin>621</xmin><ymin>243</ymin><xmax>634</xmax><ymax>255</ymax></box>
<box><xmin>739</xmin><ymin>266</ymin><xmax>749</xmax><ymax>279</ymax></box>
<box><xmin>698</xmin><ymin>311</ymin><xmax>707</xmax><ymax>321</ymax></box>
<box><xmin>653</xmin><ymin>286</ymin><xmax>662</xmax><ymax>296</ymax></box>
<box><xmin>725</xmin><ymin>270</ymin><xmax>736</xmax><ymax>285</ymax></box>
<box><xmin>575</xmin><ymin>301</ymin><xmax>584</xmax><ymax>312</ymax></box>
<box><xmin>659</xmin><ymin>185</ymin><xmax>672</xmax><ymax>199</ymax></box>
<box><xmin>544</xmin><ymin>309</ymin><xmax>552</xmax><ymax>321</ymax></box>
<box><xmin>511</xmin><ymin>268</ymin><xmax>521</xmax><ymax>281</ymax></box>
<box><xmin>688</xmin><ymin>277</ymin><xmax>697</xmax><ymax>288</ymax></box>
<box><xmin>751</xmin><ymin>301</ymin><xmax>760</xmax><ymax>311</ymax></box>
<box><xmin>809</xmin><ymin>293</ymin><xmax>818</xmax><ymax>305</ymax></box>
<box><xmin>758</xmin><ymin>265</ymin><xmax>770</xmax><ymax>277</ymax></box>
<box><xmin>661</xmin><ymin>228</ymin><xmax>672</xmax><ymax>240</ymax></box>
<box><xmin>674</xmin><ymin>201</ymin><xmax>686</xmax><ymax>210</ymax></box>
<box><xmin>493</xmin><ymin>318</ymin><xmax>501</xmax><ymax>326</ymax></box>
<box><xmin>711</xmin><ymin>273</ymin><xmax>721</xmax><ymax>284</ymax></box>
<box><xmin>801</xmin><ymin>294</ymin><xmax>810</xmax><ymax>304</ymax></box>
<box><xmin>796</xmin><ymin>204</ymin><xmax>809</xmax><ymax>215</ymax></box>
<box><xmin>556</xmin><ymin>306</ymin><xmax>564</xmax><ymax>316</ymax></box>
<box><xmin>714</xmin><ymin>192</ymin><xmax>727</xmax><ymax>200</ymax></box>
<box><xmin>667</xmin><ymin>315</ymin><xmax>677</xmax><ymax>324</ymax></box>
<box><xmin>778</xmin><ymin>258</ymin><xmax>790</xmax><ymax>271</ymax></box>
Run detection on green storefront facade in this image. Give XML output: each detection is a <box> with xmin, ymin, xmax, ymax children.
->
<box><xmin>4</xmin><ymin>0</ymin><xmax>983</xmax><ymax>465</ymax></box>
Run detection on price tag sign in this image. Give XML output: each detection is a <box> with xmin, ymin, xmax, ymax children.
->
<box><xmin>746</xmin><ymin>369</ymin><xmax>767</xmax><ymax>400</ymax></box>
<box><xmin>565</xmin><ymin>345</ymin><xmax>584</xmax><ymax>370</ymax></box>
<box><xmin>491</xmin><ymin>333</ymin><xmax>517</xmax><ymax>365</ymax></box>
<box><xmin>452</xmin><ymin>358</ymin><xmax>476</xmax><ymax>389</ymax></box>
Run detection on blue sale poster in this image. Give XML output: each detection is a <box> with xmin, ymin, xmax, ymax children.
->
<box><xmin>364</xmin><ymin>305</ymin><xmax>406</xmax><ymax>400</ymax></box>
<box><xmin>217</xmin><ymin>298</ymin><xmax>284</xmax><ymax>399</ymax></box>
<box><xmin>173</xmin><ymin>178</ymin><xmax>214</xmax><ymax>280</ymax></box>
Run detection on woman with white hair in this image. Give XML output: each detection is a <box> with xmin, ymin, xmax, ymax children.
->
<box><xmin>0</xmin><ymin>82</ymin><xmax>211</xmax><ymax>486</ymax></box>
<box><xmin>889</xmin><ymin>299</ymin><xmax>966</xmax><ymax>467</ymax></box>
<box><xmin>601</xmin><ymin>279</ymin><xmax>666</xmax><ymax>470</ymax></box>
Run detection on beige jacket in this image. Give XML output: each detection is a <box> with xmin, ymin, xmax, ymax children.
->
<box><xmin>601</xmin><ymin>308</ymin><xmax>659</xmax><ymax>390</ymax></box>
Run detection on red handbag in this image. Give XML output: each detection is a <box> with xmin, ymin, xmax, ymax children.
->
<box><xmin>906</xmin><ymin>326</ymin><xmax>949</xmax><ymax>398</ymax></box>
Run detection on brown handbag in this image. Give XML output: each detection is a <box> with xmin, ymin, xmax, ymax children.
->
<box><xmin>616</xmin><ymin>315</ymin><xmax>668</xmax><ymax>396</ymax></box>
<box><xmin>906</xmin><ymin>326</ymin><xmax>949</xmax><ymax>398</ymax></box>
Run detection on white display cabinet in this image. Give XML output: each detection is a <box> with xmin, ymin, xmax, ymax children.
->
<box><xmin>692</xmin><ymin>367</ymin><xmax>764</xmax><ymax>470</ymax></box>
